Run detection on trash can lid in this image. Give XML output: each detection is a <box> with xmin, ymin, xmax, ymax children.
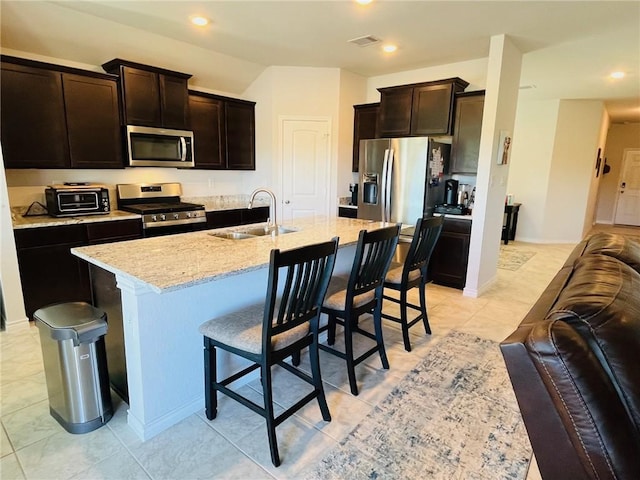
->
<box><xmin>34</xmin><ymin>302</ymin><xmax>107</xmax><ymax>343</ymax></box>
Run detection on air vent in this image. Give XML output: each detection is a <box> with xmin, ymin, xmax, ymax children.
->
<box><xmin>348</xmin><ymin>35</ymin><xmax>381</xmax><ymax>47</ymax></box>
<box><xmin>519</xmin><ymin>84</ymin><xmax>537</xmax><ymax>90</ymax></box>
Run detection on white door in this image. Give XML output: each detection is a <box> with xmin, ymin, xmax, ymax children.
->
<box><xmin>614</xmin><ymin>149</ymin><xmax>640</xmax><ymax>226</ymax></box>
<box><xmin>280</xmin><ymin>118</ymin><xmax>330</xmax><ymax>222</ymax></box>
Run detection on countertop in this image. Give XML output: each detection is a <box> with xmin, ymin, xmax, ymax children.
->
<box><xmin>10</xmin><ymin>196</ymin><xmax>270</xmax><ymax>230</ymax></box>
<box><xmin>72</xmin><ymin>216</ymin><xmax>388</xmax><ymax>293</ymax></box>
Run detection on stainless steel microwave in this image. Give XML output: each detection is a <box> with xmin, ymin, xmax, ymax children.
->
<box><xmin>45</xmin><ymin>185</ymin><xmax>110</xmax><ymax>217</ymax></box>
<box><xmin>126</xmin><ymin>125</ymin><xmax>194</xmax><ymax>168</ymax></box>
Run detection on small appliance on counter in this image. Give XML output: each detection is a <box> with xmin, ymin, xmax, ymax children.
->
<box><xmin>349</xmin><ymin>183</ymin><xmax>358</xmax><ymax>206</ymax></box>
<box><xmin>434</xmin><ymin>204</ymin><xmax>467</xmax><ymax>215</ymax></box>
<box><xmin>444</xmin><ymin>179</ymin><xmax>459</xmax><ymax>206</ymax></box>
<box><xmin>45</xmin><ymin>183</ymin><xmax>110</xmax><ymax>217</ymax></box>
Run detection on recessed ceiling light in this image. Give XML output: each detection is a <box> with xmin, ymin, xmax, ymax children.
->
<box><xmin>355</xmin><ymin>0</ymin><xmax>373</xmax><ymax>5</ymax></box>
<box><xmin>382</xmin><ymin>44</ymin><xmax>397</xmax><ymax>53</ymax></box>
<box><xmin>190</xmin><ymin>16</ymin><xmax>209</xmax><ymax>27</ymax></box>
<box><xmin>610</xmin><ymin>71</ymin><xmax>625</xmax><ymax>79</ymax></box>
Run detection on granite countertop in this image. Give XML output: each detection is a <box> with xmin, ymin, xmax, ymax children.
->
<box><xmin>11</xmin><ymin>208</ymin><xmax>140</xmax><ymax>229</ymax></box>
<box><xmin>10</xmin><ymin>195</ymin><xmax>270</xmax><ymax>229</ymax></box>
<box><xmin>72</xmin><ymin>216</ymin><xmax>387</xmax><ymax>293</ymax></box>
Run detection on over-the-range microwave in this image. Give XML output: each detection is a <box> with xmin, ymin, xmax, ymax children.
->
<box><xmin>126</xmin><ymin>125</ymin><xmax>194</xmax><ymax>168</ymax></box>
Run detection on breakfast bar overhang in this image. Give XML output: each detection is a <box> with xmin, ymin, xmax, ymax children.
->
<box><xmin>72</xmin><ymin>216</ymin><xmax>389</xmax><ymax>441</ymax></box>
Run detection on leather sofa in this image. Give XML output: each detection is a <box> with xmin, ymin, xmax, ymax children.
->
<box><xmin>500</xmin><ymin>232</ymin><xmax>640</xmax><ymax>480</ymax></box>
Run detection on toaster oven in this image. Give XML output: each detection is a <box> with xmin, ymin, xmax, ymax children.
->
<box><xmin>45</xmin><ymin>184</ymin><xmax>111</xmax><ymax>217</ymax></box>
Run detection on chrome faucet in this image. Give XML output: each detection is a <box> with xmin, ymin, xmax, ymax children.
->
<box><xmin>248</xmin><ymin>188</ymin><xmax>277</xmax><ymax>232</ymax></box>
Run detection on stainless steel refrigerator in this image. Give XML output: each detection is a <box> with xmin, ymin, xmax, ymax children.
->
<box><xmin>357</xmin><ymin>137</ymin><xmax>450</xmax><ymax>226</ymax></box>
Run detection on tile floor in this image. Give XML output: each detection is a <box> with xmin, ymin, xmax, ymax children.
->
<box><xmin>1</xmin><ymin>225</ymin><xmax>636</xmax><ymax>479</ymax></box>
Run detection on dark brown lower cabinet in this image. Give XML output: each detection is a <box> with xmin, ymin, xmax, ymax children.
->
<box><xmin>14</xmin><ymin>219</ymin><xmax>142</xmax><ymax>321</ymax></box>
<box><xmin>206</xmin><ymin>206</ymin><xmax>269</xmax><ymax>228</ymax></box>
<box><xmin>428</xmin><ymin>217</ymin><xmax>471</xmax><ymax>289</ymax></box>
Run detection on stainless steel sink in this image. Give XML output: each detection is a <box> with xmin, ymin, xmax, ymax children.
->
<box><xmin>208</xmin><ymin>225</ymin><xmax>298</xmax><ymax>240</ymax></box>
<box><xmin>241</xmin><ymin>226</ymin><xmax>298</xmax><ymax>236</ymax></box>
<box><xmin>209</xmin><ymin>231</ymin><xmax>256</xmax><ymax>240</ymax></box>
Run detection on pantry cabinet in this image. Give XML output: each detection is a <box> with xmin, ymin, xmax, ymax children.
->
<box><xmin>1</xmin><ymin>56</ymin><xmax>122</xmax><ymax>169</ymax></box>
<box><xmin>377</xmin><ymin>78</ymin><xmax>469</xmax><ymax>137</ymax></box>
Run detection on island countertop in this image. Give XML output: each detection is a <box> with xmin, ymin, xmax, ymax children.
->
<box><xmin>72</xmin><ymin>216</ymin><xmax>388</xmax><ymax>293</ymax></box>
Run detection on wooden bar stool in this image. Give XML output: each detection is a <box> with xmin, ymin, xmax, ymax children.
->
<box><xmin>199</xmin><ymin>238</ymin><xmax>339</xmax><ymax>467</ymax></box>
<box><xmin>382</xmin><ymin>216</ymin><xmax>443</xmax><ymax>351</ymax></box>
<box><xmin>319</xmin><ymin>225</ymin><xmax>400</xmax><ymax>395</ymax></box>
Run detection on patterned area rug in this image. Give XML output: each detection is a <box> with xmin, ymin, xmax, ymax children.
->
<box><xmin>305</xmin><ymin>331</ymin><xmax>532</xmax><ymax>479</ymax></box>
<box><xmin>498</xmin><ymin>246</ymin><xmax>536</xmax><ymax>271</ymax></box>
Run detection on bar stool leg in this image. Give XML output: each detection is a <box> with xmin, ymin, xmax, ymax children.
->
<box><xmin>373</xmin><ymin>301</ymin><xmax>390</xmax><ymax>369</ymax></box>
<box><xmin>419</xmin><ymin>281</ymin><xmax>431</xmax><ymax>335</ymax></box>
<box><xmin>204</xmin><ymin>339</ymin><xmax>218</xmax><ymax>420</ymax></box>
<box><xmin>310</xmin><ymin>339</ymin><xmax>331</xmax><ymax>421</ymax></box>
<box><xmin>399</xmin><ymin>289</ymin><xmax>412</xmax><ymax>352</ymax></box>
<box><xmin>343</xmin><ymin>315</ymin><xmax>359</xmax><ymax>395</ymax></box>
<box><xmin>262</xmin><ymin>364</ymin><xmax>280</xmax><ymax>467</ymax></box>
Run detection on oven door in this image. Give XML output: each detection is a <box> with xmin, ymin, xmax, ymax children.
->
<box><xmin>127</xmin><ymin>126</ymin><xmax>194</xmax><ymax>168</ymax></box>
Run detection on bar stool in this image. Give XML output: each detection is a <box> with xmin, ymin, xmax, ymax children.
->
<box><xmin>199</xmin><ymin>238</ymin><xmax>338</xmax><ymax>467</ymax></box>
<box><xmin>381</xmin><ymin>216</ymin><xmax>443</xmax><ymax>351</ymax></box>
<box><xmin>319</xmin><ymin>225</ymin><xmax>400</xmax><ymax>395</ymax></box>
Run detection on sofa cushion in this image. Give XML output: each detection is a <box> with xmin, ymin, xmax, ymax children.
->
<box><xmin>583</xmin><ymin>232</ymin><xmax>640</xmax><ymax>273</ymax></box>
<box><xmin>546</xmin><ymin>254</ymin><xmax>640</xmax><ymax>435</ymax></box>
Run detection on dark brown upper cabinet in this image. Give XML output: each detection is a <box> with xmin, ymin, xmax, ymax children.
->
<box><xmin>188</xmin><ymin>91</ymin><xmax>256</xmax><ymax>170</ymax></box>
<box><xmin>225</xmin><ymin>99</ymin><xmax>255</xmax><ymax>170</ymax></box>
<box><xmin>377</xmin><ymin>77</ymin><xmax>469</xmax><ymax>137</ymax></box>
<box><xmin>102</xmin><ymin>59</ymin><xmax>191</xmax><ymax>130</ymax></box>
<box><xmin>352</xmin><ymin>103</ymin><xmax>380</xmax><ymax>172</ymax></box>
<box><xmin>1</xmin><ymin>56</ymin><xmax>122</xmax><ymax>169</ymax></box>
<box><xmin>451</xmin><ymin>91</ymin><xmax>485</xmax><ymax>174</ymax></box>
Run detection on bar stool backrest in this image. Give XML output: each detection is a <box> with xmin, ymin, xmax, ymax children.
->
<box><xmin>347</xmin><ymin>225</ymin><xmax>400</xmax><ymax>303</ymax></box>
<box><xmin>263</xmin><ymin>238</ymin><xmax>339</xmax><ymax>348</ymax></box>
<box><xmin>404</xmin><ymin>216</ymin><xmax>444</xmax><ymax>282</ymax></box>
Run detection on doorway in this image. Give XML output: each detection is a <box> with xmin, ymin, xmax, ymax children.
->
<box><xmin>279</xmin><ymin>117</ymin><xmax>331</xmax><ymax>222</ymax></box>
<box><xmin>613</xmin><ymin>148</ymin><xmax>640</xmax><ymax>227</ymax></box>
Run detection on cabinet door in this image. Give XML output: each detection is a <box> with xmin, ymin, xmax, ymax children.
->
<box><xmin>86</xmin><ymin>219</ymin><xmax>143</xmax><ymax>244</ymax></box>
<box><xmin>63</xmin><ymin>74</ymin><xmax>123</xmax><ymax>169</ymax></box>
<box><xmin>241</xmin><ymin>206</ymin><xmax>269</xmax><ymax>224</ymax></box>
<box><xmin>121</xmin><ymin>66</ymin><xmax>161</xmax><ymax>126</ymax></box>
<box><xmin>226</xmin><ymin>100</ymin><xmax>256</xmax><ymax>170</ymax></box>
<box><xmin>352</xmin><ymin>103</ymin><xmax>379</xmax><ymax>172</ymax></box>
<box><xmin>410</xmin><ymin>83</ymin><xmax>454</xmax><ymax>135</ymax></box>
<box><xmin>451</xmin><ymin>93</ymin><xmax>485</xmax><ymax>174</ymax></box>
<box><xmin>189</xmin><ymin>94</ymin><xmax>225</xmax><ymax>169</ymax></box>
<box><xmin>428</xmin><ymin>219</ymin><xmax>471</xmax><ymax>289</ymax></box>
<box><xmin>14</xmin><ymin>225</ymin><xmax>90</xmax><ymax>320</ymax></box>
<box><xmin>160</xmin><ymin>74</ymin><xmax>190</xmax><ymax>129</ymax></box>
<box><xmin>0</xmin><ymin>63</ymin><xmax>69</xmax><ymax>168</ymax></box>
<box><xmin>378</xmin><ymin>87</ymin><xmax>413</xmax><ymax>137</ymax></box>
<box><xmin>206</xmin><ymin>210</ymin><xmax>243</xmax><ymax>228</ymax></box>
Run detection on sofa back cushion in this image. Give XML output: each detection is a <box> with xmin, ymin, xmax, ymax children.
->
<box><xmin>583</xmin><ymin>232</ymin><xmax>640</xmax><ymax>273</ymax></box>
<box><xmin>547</xmin><ymin>254</ymin><xmax>640</xmax><ymax>433</ymax></box>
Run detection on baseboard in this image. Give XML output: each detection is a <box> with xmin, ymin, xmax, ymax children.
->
<box><xmin>127</xmin><ymin>396</ymin><xmax>203</xmax><ymax>441</ymax></box>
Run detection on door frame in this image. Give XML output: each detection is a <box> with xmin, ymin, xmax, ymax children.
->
<box><xmin>613</xmin><ymin>147</ymin><xmax>640</xmax><ymax>226</ymax></box>
<box><xmin>277</xmin><ymin>115</ymin><xmax>332</xmax><ymax>222</ymax></box>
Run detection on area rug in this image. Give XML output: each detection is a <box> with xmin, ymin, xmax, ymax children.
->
<box><xmin>304</xmin><ymin>331</ymin><xmax>532</xmax><ymax>479</ymax></box>
<box><xmin>498</xmin><ymin>246</ymin><xmax>536</xmax><ymax>271</ymax></box>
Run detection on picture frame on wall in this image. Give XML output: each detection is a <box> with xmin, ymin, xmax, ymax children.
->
<box><xmin>497</xmin><ymin>130</ymin><xmax>512</xmax><ymax>165</ymax></box>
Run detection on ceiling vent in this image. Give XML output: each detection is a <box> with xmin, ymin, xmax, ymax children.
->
<box><xmin>348</xmin><ymin>35</ymin><xmax>381</xmax><ymax>47</ymax></box>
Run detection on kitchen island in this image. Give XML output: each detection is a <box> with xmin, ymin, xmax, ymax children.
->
<box><xmin>71</xmin><ymin>216</ymin><xmax>389</xmax><ymax>441</ymax></box>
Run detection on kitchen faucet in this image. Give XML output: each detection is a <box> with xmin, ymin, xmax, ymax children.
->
<box><xmin>248</xmin><ymin>188</ymin><xmax>277</xmax><ymax>232</ymax></box>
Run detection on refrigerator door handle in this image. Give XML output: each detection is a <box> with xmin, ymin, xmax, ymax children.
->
<box><xmin>381</xmin><ymin>149</ymin><xmax>390</xmax><ymax>222</ymax></box>
<box><xmin>384</xmin><ymin>149</ymin><xmax>394</xmax><ymax>222</ymax></box>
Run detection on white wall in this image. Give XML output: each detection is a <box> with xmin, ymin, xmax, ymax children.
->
<box><xmin>583</xmin><ymin>109</ymin><xmax>610</xmax><ymax>236</ymax></box>
<box><xmin>543</xmin><ymin>100</ymin><xmax>605</xmax><ymax>243</ymax></box>
<box><xmin>507</xmin><ymin>100</ymin><xmax>560</xmax><ymax>242</ymax></box>
<box><xmin>596</xmin><ymin>123</ymin><xmax>640</xmax><ymax>223</ymax></box>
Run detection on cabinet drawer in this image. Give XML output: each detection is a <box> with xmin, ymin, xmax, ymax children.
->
<box><xmin>86</xmin><ymin>219</ymin><xmax>142</xmax><ymax>244</ymax></box>
<box><xmin>14</xmin><ymin>224</ymin><xmax>87</xmax><ymax>248</ymax></box>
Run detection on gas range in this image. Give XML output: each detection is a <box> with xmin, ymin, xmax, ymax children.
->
<box><xmin>117</xmin><ymin>183</ymin><xmax>206</xmax><ymax>234</ymax></box>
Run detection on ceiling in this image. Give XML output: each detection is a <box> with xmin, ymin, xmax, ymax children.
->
<box><xmin>1</xmin><ymin>1</ymin><xmax>639</xmax><ymax>123</ymax></box>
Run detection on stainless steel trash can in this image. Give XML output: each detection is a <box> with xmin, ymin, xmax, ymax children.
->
<box><xmin>34</xmin><ymin>302</ymin><xmax>113</xmax><ymax>434</ymax></box>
